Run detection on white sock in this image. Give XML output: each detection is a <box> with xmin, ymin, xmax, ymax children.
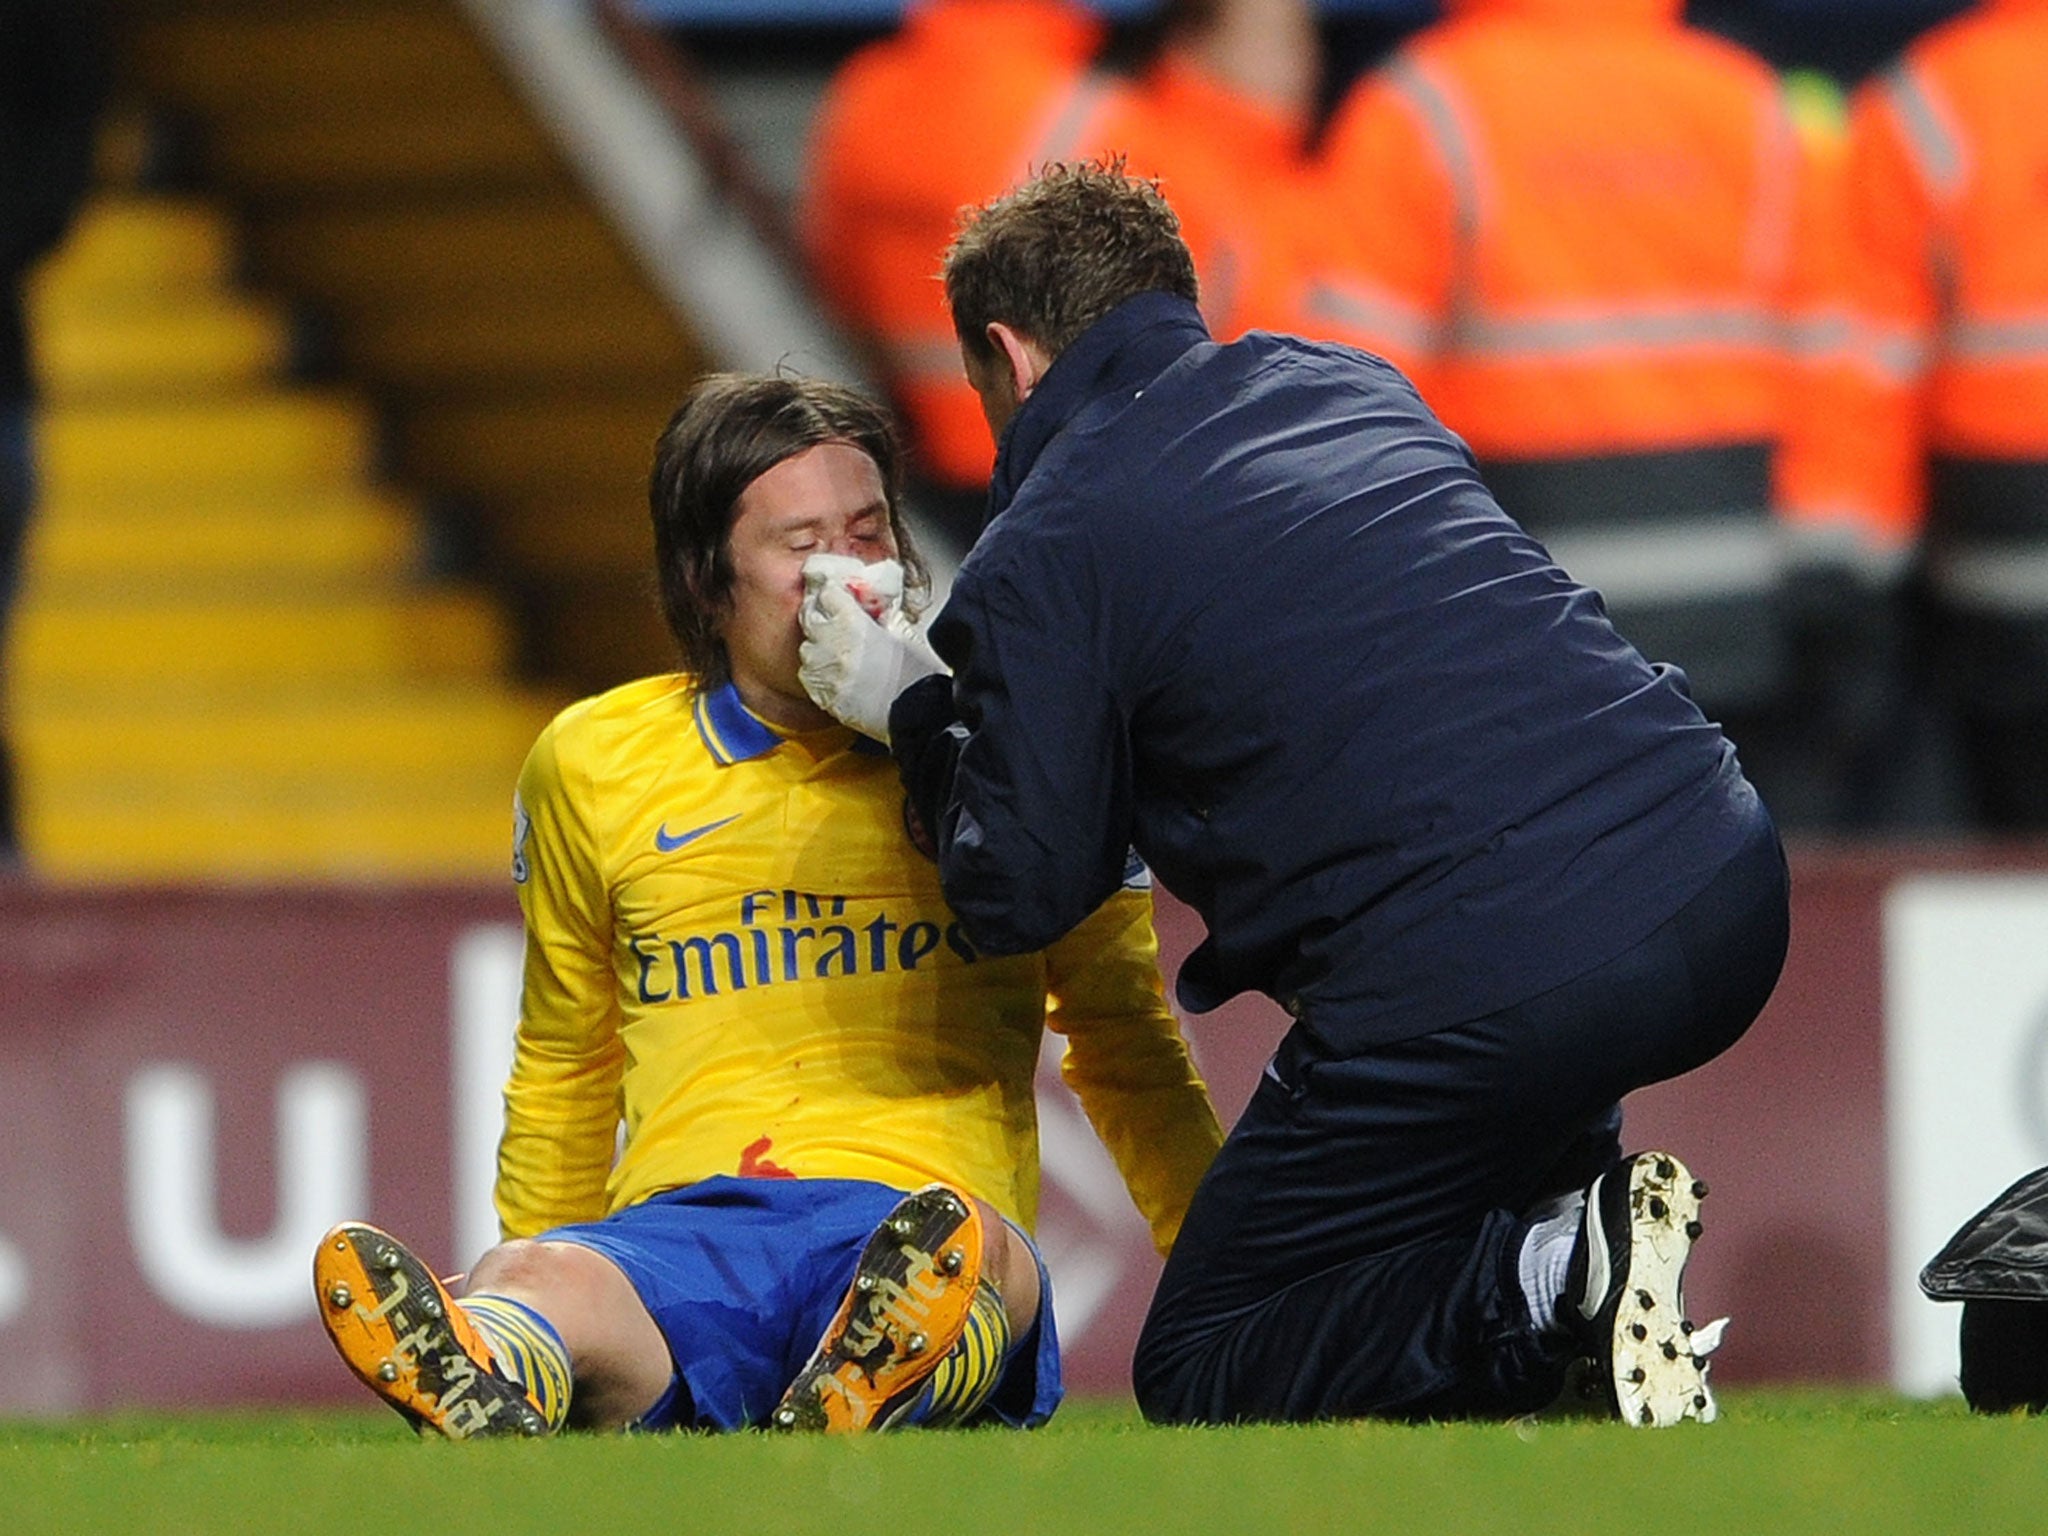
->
<box><xmin>1517</xmin><ymin>1192</ymin><xmax>1586</xmax><ymax>1338</ymax></box>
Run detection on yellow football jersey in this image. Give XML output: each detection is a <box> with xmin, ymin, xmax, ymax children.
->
<box><xmin>498</xmin><ymin>673</ymin><xmax>1222</xmax><ymax>1251</ymax></box>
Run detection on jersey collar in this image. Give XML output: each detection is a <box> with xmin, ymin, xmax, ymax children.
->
<box><xmin>694</xmin><ymin>682</ymin><xmax>890</xmax><ymax>764</ymax></box>
<box><xmin>694</xmin><ymin>682</ymin><xmax>782</xmax><ymax>764</ymax></box>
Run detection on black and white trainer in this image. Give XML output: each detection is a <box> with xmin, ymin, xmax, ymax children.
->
<box><xmin>1565</xmin><ymin>1150</ymin><xmax>1728</xmax><ymax>1428</ymax></box>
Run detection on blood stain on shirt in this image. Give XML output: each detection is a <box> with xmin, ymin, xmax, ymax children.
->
<box><xmin>738</xmin><ymin>1135</ymin><xmax>795</xmax><ymax>1179</ymax></box>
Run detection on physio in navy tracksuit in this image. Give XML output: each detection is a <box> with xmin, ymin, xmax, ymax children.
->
<box><xmin>799</xmin><ymin>163</ymin><xmax>1789</xmax><ymax>1425</ymax></box>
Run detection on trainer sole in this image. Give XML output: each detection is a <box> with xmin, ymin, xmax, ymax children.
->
<box><xmin>1600</xmin><ymin>1153</ymin><xmax>1714</xmax><ymax>1429</ymax></box>
<box><xmin>769</xmin><ymin>1185</ymin><xmax>983</xmax><ymax>1433</ymax></box>
<box><xmin>315</xmin><ymin>1223</ymin><xmax>548</xmax><ymax>1439</ymax></box>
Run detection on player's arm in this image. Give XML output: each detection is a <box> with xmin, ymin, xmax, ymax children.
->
<box><xmin>1041</xmin><ymin>878</ymin><xmax>1224</xmax><ymax>1255</ymax></box>
<box><xmin>497</xmin><ymin>716</ymin><xmax>627</xmax><ymax>1241</ymax></box>
<box><xmin>892</xmin><ymin>553</ymin><xmax>1136</xmax><ymax>957</ymax></box>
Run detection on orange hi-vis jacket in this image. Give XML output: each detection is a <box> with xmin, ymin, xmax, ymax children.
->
<box><xmin>804</xmin><ymin>0</ymin><xmax>1103</xmax><ymax>491</ymax></box>
<box><xmin>1102</xmin><ymin>50</ymin><xmax>1310</xmax><ymax>350</ymax></box>
<box><xmin>803</xmin><ymin>0</ymin><xmax>1309</xmax><ymax>491</ymax></box>
<box><xmin>1302</xmin><ymin>0</ymin><xmax>1832</xmax><ymax>712</ymax></box>
<box><xmin>1834</xmin><ymin>0</ymin><xmax>2048</xmax><ymax>647</ymax></box>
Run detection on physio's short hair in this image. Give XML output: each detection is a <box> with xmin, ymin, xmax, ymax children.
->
<box><xmin>944</xmin><ymin>158</ymin><xmax>1200</xmax><ymax>365</ymax></box>
<box><xmin>649</xmin><ymin>372</ymin><xmax>926</xmax><ymax>689</ymax></box>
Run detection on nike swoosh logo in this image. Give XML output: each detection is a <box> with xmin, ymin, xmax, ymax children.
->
<box><xmin>655</xmin><ymin>814</ymin><xmax>739</xmax><ymax>853</ymax></box>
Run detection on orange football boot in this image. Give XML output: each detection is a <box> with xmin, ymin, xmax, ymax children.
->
<box><xmin>769</xmin><ymin>1184</ymin><xmax>985</xmax><ymax>1432</ymax></box>
<box><xmin>314</xmin><ymin>1222</ymin><xmax>549</xmax><ymax>1438</ymax></box>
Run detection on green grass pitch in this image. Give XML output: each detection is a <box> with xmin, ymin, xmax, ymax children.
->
<box><xmin>4</xmin><ymin>1391</ymin><xmax>2043</xmax><ymax>1535</ymax></box>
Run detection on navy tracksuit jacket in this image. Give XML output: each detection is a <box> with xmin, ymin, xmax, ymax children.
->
<box><xmin>890</xmin><ymin>291</ymin><xmax>1787</xmax><ymax>1421</ymax></box>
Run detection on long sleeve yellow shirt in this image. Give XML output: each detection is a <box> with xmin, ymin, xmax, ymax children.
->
<box><xmin>500</xmin><ymin>673</ymin><xmax>1222</xmax><ymax>1253</ymax></box>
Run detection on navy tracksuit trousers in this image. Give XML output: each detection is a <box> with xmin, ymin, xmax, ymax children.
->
<box><xmin>1132</xmin><ymin>809</ymin><xmax>1791</xmax><ymax>1423</ymax></box>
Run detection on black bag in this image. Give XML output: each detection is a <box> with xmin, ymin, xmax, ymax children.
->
<box><xmin>1920</xmin><ymin>1165</ymin><xmax>2048</xmax><ymax>1413</ymax></box>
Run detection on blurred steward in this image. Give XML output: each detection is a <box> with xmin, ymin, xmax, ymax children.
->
<box><xmin>0</xmin><ymin>0</ymin><xmax>107</xmax><ymax>867</ymax></box>
<box><xmin>802</xmin><ymin>0</ymin><xmax>1317</xmax><ymax>544</ymax></box>
<box><xmin>1300</xmin><ymin>0</ymin><xmax>1889</xmax><ymax>828</ymax></box>
<box><xmin>1824</xmin><ymin>0</ymin><xmax>2048</xmax><ymax>828</ymax></box>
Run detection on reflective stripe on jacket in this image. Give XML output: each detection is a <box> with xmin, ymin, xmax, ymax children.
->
<box><xmin>1833</xmin><ymin>0</ymin><xmax>2048</xmax><ymax>620</ymax></box>
<box><xmin>898</xmin><ymin>291</ymin><xmax>1754</xmax><ymax>1045</ymax></box>
<box><xmin>802</xmin><ymin>0</ymin><xmax>1106</xmax><ymax>489</ymax></box>
<box><xmin>1302</xmin><ymin>0</ymin><xmax>1839</xmax><ymax>706</ymax></box>
<box><xmin>803</xmin><ymin>0</ymin><xmax>1309</xmax><ymax>491</ymax></box>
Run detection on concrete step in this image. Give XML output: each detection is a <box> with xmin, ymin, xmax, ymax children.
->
<box><xmin>16</xmin><ymin>686</ymin><xmax>557</xmax><ymax>789</ymax></box>
<box><xmin>490</xmin><ymin>492</ymin><xmax>650</xmax><ymax>579</ymax></box>
<box><xmin>195</xmin><ymin>104</ymin><xmax>558</xmax><ymax>199</ymax></box>
<box><xmin>246</xmin><ymin>196</ymin><xmax>643</xmax><ymax>306</ymax></box>
<box><xmin>11</xmin><ymin>589</ymin><xmax>512</xmax><ymax>694</ymax></box>
<box><xmin>23</xmin><ymin>794</ymin><xmax>518</xmax><ymax>883</ymax></box>
<box><xmin>340</xmin><ymin>301</ymin><xmax>696</xmax><ymax>394</ymax></box>
<box><xmin>398</xmin><ymin>392</ymin><xmax>673</xmax><ymax>502</ymax></box>
<box><xmin>133</xmin><ymin>6</ymin><xmax>519</xmax><ymax>123</ymax></box>
<box><xmin>526</xmin><ymin>574</ymin><xmax>677</xmax><ymax>694</ymax></box>
<box><xmin>26</xmin><ymin>487</ymin><xmax>422</xmax><ymax>587</ymax></box>
<box><xmin>34</xmin><ymin>290</ymin><xmax>294</xmax><ymax>400</ymax></box>
<box><xmin>34</xmin><ymin>195</ymin><xmax>240</xmax><ymax>301</ymax></box>
<box><xmin>132</xmin><ymin>5</ymin><xmax>556</xmax><ymax>200</ymax></box>
<box><xmin>42</xmin><ymin>391</ymin><xmax>376</xmax><ymax>497</ymax></box>
<box><xmin>28</xmin><ymin>489</ymin><xmax>421</xmax><ymax>593</ymax></box>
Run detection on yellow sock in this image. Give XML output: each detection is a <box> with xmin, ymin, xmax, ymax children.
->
<box><xmin>917</xmin><ymin>1278</ymin><xmax>1014</xmax><ymax>1427</ymax></box>
<box><xmin>461</xmin><ymin>1294</ymin><xmax>573</xmax><ymax>1432</ymax></box>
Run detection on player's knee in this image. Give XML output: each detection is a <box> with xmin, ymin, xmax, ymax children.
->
<box><xmin>464</xmin><ymin>1237</ymin><xmax>594</xmax><ymax>1303</ymax></box>
<box><xmin>972</xmin><ymin>1199</ymin><xmax>1040</xmax><ymax>1338</ymax></box>
<box><xmin>465</xmin><ymin>1237</ymin><xmax>534</xmax><ymax>1293</ymax></box>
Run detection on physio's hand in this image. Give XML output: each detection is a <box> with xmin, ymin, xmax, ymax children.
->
<box><xmin>801</xmin><ymin>551</ymin><xmax>902</xmax><ymax>621</ymax></box>
<box><xmin>798</xmin><ymin>555</ymin><xmax>946</xmax><ymax>742</ymax></box>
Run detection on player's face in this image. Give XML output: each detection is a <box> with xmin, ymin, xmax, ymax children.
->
<box><xmin>719</xmin><ymin>440</ymin><xmax>897</xmax><ymax>730</ymax></box>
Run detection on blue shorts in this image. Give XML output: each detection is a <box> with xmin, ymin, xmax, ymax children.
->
<box><xmin>541</xmin><ymin>1176</ymin><xmax>1061</xmax><ymax>1431</ymax></box>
